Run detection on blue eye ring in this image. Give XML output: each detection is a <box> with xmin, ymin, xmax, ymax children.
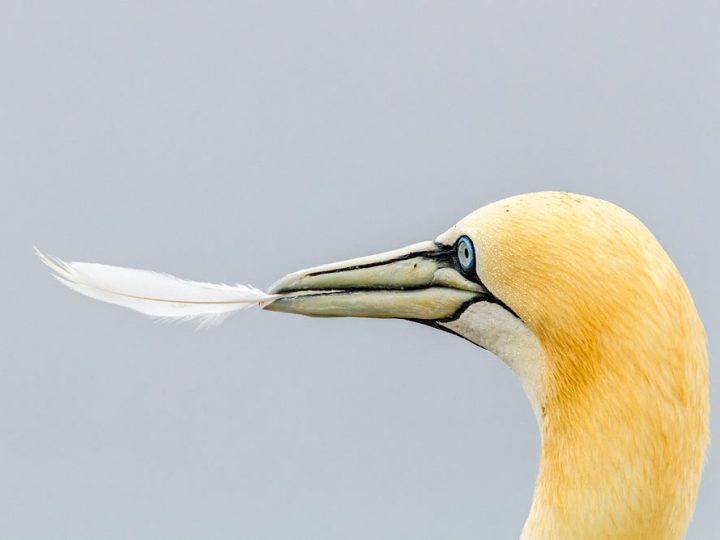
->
<box><xmin>456</xmin><ymin>236</ymin><xmax>475</xmax><ymax>273</ymax></box>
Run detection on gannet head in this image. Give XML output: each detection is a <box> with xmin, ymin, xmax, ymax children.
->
<box><xmin>266</xmin><ymin>191</ymin><xmax>708</xmax><ymax>539</ymax></box>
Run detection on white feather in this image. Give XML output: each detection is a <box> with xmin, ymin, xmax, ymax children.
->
<box><xmin>36</xmin><ymin>249</ymin><xmax>277</xmax><ymax>327</ymax></box>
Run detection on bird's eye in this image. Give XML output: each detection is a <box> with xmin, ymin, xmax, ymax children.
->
<box><xmin>456</xmin><ymin>236</ymin><xmax>475</xmax><ymax>273</ymax></box>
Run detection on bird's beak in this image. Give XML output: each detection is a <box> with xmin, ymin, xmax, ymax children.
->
<box><xmin>264</xmin><ymin>241</ymin><xmax>484</xmax><ymax>320</ymax></box>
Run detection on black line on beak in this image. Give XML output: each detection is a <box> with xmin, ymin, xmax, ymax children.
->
<box><xmin>305</xmin><ymin>243</ymin><xmax>455</xmax><ymax>278</ymax></box>
<box><xmin>280</xmin><ymin>240</ymin><xmax>519</xmax><ymax>322</ymax></box>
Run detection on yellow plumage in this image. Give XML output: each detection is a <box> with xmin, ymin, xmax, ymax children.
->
<box><xmin>451</xmin><ymin>193</ymin><xmax>708</xmax><ymax>539</ymax></box>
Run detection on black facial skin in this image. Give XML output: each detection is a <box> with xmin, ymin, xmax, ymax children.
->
<box><xmin>406</xmin><ymin>237</ymin><xmax>520</xmax><ymax>348</ymax></box>
<box><xmin>444</xmin><ymin>238</ymin><xmax>519</xmax><ymax>320</ymax></box>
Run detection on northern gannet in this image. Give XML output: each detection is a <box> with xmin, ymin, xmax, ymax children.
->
<box><xmin>39</xmin><ymin>192</ymin><xmax>708</xmax><ymax>539</ymax></box>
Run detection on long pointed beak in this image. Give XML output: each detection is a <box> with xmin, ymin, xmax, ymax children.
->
<box><xmin>264</xmin><ymin>241</ymin><xmax>485</xmax><ymax>320</ymax></box>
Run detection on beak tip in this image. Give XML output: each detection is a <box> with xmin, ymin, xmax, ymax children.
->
<box><xmin>267</xmin><ymin>273</ymin><xmax>298</xmax><ymax>295</ymax></box>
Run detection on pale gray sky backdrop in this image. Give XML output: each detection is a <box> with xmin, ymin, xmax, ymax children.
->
<box><xmin>2</xmin><ymin>2</ymin><xmax>718</xmax><ymax>538</ymax></box>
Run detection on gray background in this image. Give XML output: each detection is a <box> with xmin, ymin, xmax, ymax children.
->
<box><xmin>2</xmin><ymin>2</ymin><xmax>718</xmax><ymax>538</ymax></box>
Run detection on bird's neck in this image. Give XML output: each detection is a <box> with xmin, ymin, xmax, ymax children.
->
<box><xmin>520</xmin><ymin>326</ymin><xmax>707</xmax><ymax>540</ymax></box>
<box><xmin>443</xmin><ymin>296</ymin><xmax>707</xmax><ymax>539</ymax></box>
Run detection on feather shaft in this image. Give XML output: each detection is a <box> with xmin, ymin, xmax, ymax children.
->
<box><xmin>36</xmin><ymin>249</ymin><xmax>277</xmax><ymax>326</ymax></box>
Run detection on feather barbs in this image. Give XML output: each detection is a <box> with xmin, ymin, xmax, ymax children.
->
<box><xmin>36</xmin><ymin>249</ymin><xmax>277</xmax><ymax>327</ymax></box>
